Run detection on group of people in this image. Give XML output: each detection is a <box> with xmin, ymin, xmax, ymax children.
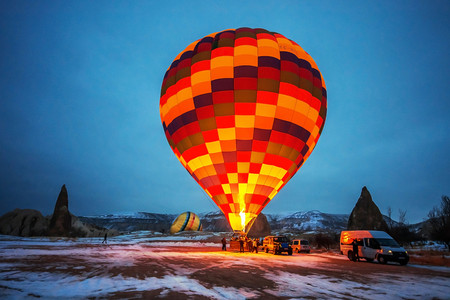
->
<box><xmin>239</xmin><ymin>236</ymin><xmax>260</xmax><ymax>253</ymax></box>
<box><xmin>222</xmin><ymin>236</ymin><xmax>260</xmax><ymax>253</ymax></box>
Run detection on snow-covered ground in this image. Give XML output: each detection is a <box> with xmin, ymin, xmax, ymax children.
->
<box><xmin>409</xmin><ymin>241</ymin><xmax>448</xmax><ymax>251</ymax></box>
<box><xmin>0</xmin><ymin>232</ymin><xmax>449</xmax><ymax>299</ymax></box>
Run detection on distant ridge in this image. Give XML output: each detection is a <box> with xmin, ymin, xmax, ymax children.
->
<box><xmin>79</xmin><ymin>210</ymin><xmax>429</xmax><ymax>235</ymax></box>
<box><xmin>267</xmin><ymin>210</ymin><xmax>349</xmax><ymax>233</ymax></box>
<box><xmin>80</xmin><ymin>210</ymin><xmax>350</xmax><ymax>233</ymax></box>
<box><xmin>79</xmin><ymin>212</ymin><xmax>177</xmax><ymax>233</ymax></box>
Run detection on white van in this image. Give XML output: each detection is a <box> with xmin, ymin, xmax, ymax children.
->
<box><xmin>291</xmin><ymin>239</ymin><xmax>311</xmax><ymax>253</ymax></box>
<box><xmin>340</xmin><ymin>230</ymin><xmax>409</xmax><ymax>265</ymax></box>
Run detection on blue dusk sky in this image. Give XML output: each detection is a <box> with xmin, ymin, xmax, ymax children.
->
<box><xmin>1</xmin><ymin>1</ymin><xmax>449</xmax><ymax>223</ymax></box>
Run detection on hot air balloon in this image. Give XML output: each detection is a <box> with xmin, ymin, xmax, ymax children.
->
<box><xmin>160</xmin><ymin>28</ymin><xmax>327</xmax><ymax>233</ymax></box>
<box><xmin>170</xmin><ymin>211</ymin><xmax>203</xmax><ymax>234</ymax></box>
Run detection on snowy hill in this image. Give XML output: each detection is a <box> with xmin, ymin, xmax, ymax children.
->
<box><xmin>79</xmin><ymin>212</ymin><xmax>177</xmax><ymax>232</ymax></box>
<box><xmin>266</xmin><ymin>210</ymin><xmax>349</xmax><ymax>233</ymax></box>
<box><xmin>81</xmin><ymin>210</ymin><xmax>351</xmax><ymax>233</ymax></box>
<box><xmin>198</xmin><ymin>211</ymin><xmax>232</xmax><ymax>232</ymax></box>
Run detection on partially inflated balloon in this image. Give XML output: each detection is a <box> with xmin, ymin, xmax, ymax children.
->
<box><xmin>170</xmin><ymin>211</ymin><xmax>203</xmax><ymax>234</ymax></box>
<box><xmin>160</xmin><ymin>28</ymin><xmax>327</xmax><ymax>233</ymax></box>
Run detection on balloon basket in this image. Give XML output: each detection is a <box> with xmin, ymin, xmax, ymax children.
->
<box><xmin>229</xmin><ymin>231</ymin><xmax>254</xmax><ymax>252</ymax></box>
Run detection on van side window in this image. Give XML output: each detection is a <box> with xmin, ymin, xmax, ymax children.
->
<box><xmin>366</xmin><ymin>238</ymin><xmax>380</xmax><ymax>249</ymax></box>
<box><xmin>372</xmin><ymin>238</ymin><xmax>380</xmax><ymax>249</ymax></box>
<box><xmin>293</xmin><ymin>241</ymin><xmax>298</xmax><ymax>245</ymax></box>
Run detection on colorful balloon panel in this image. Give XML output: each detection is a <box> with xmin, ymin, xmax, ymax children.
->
<box><xmin>160</xmin><ymin>28</ymin><xmax>327</xmax><ymax>232</ymax></box>
<box><xmin>170</xmin><ymin>211</ymin><xmax>203</xmax><ymax>234</ymax></box>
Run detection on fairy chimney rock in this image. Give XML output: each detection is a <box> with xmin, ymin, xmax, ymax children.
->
<box><xmin>48</xmin><ymin>184</ymin><xmax>72</xmax><ymax>236</ymax></box>
<box><xmin>347</xmin><ymin>186</ymin><xmax>388</xmax><ymax>231</ymax></box>
<box><xmin>247</xmin><ymin>213</ymin><xmax>271</xmax><ymax>238</ymax></box>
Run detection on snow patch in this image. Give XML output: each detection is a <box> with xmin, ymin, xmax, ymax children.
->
<box><xmin>0</xmin><ymin>272</ymin><xmax>256</xmax><ymax>299</ymax></box>
<box><xmin>266</xmin><ymin>271</ymin><xmax>450</xmax><ymax>299</ymax></box>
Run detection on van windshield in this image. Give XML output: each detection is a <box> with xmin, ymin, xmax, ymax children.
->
<box><xmin>375</xmin><ymin>238</ymin><xmax>400</xmax><ymax>247</ymax></box>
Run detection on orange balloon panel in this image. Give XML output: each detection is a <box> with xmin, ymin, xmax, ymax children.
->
<box><xmin>160</xmin><ymin>28</ymin><xmax>327</xmax><ymax>232</ymax></box>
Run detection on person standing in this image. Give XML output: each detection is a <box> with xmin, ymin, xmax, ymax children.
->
<box><xmin>352</xmin><ymin>239</ymin><xmax>359</xmax><ymax>262</ymax></box>
<box><xmin>247</xmin><ymin>237</ymin><xmax>253</xmax><ymax>253</ymax></box>
<box><xmin>102</xmin><ymin>233</ymin><xmax>108</xmax><ymax>244</ymax></box>
<box><xmin>253</xmin><ymin>238</ymin><xmax>258</xmax><ymax>253</ymax></box>
<box><xmin>239</xmin><ymin>238</ymin><xmax>244</xmax><ymax>253</ymax></box>
<box><xmin>221</xmin><ymin>237</ymin><xmax>227</xmax><ymax>251</ymax></box>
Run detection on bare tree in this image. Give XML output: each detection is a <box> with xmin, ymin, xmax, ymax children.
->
<box><xmin>387</xmin><ymin>208</ymin><xmax>419</xmax><ymax>246</ymax></box>
<box><xmin>387</xmin><ymin>207</ymin><xmax>393</xmax><ymax>229</ymax></box>
<box><xmin>428</xmin><ymin>195</ymin><xmax>450</xmax><ymax>250</ymax></box>
<box><xmin>313</xmin><ymin>232</ymin><xmax>336</xmax><ymax>250</ymax></box>
<box><xmin>398</xmin><ymin>209</ymin><xmax>407</xmax><ymax>225</ymax></box>
<box><xmin>443</xmin><ymin>195</ymin><xmax>450</xmax><ymax>216</ymax></box>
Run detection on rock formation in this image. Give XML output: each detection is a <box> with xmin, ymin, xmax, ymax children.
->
<box><xmin>347</xmin><ymin>186</ymin><xmax>389</xmax><ymax>231</ymax></box>
<box><xmin>0</xmin><ymin>209</ymin><xmax>48</xmax><ymax>236</ymax></box>
<box><xmin>48</xmin><ymin>184</ymin><xmax>72</xmax><ymax>236</ymax></box>
<box><xmin>0</xmin><ymin>185</ymin><xmax>117</xmax><ymax>238</ymax></box>
<box><xmin>247</xmin><ymin>213</ymin><xmax>271</xmax><ymax>238</ymax></box>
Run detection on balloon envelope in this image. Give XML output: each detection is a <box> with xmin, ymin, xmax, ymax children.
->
<box><xmin>170</xmin><ymin>211</ymin><xmax>203</xmax><ymax>234</ymax></box>
<box><xmin>160</xmin><ymin>28</ymin><xmax>327</xmax><ymax>232</ymax></box>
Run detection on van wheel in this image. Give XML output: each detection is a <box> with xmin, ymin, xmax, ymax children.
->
<box><xmin>297</xmin><ymin>249</ymin><xmax>300</xmax><ymax>254</ymax></box>
<box><xmin>265</xmin><ymin>248</ymin><xmax>268</xmax><ymax>253</ymax></box>
<box><xmin>347</xmin><ymin>251</ymin><xmax>353</xmax><ymax>261</ymax></box>
<box><xmin>378</xmin><ymin>255</ymin><xmax>387</xmax><ymax>264</ymax></box>
<box><xmin>288</xmin><ymin>250</ymin><xmax>293</xmax><ymax>255</ymax></box>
